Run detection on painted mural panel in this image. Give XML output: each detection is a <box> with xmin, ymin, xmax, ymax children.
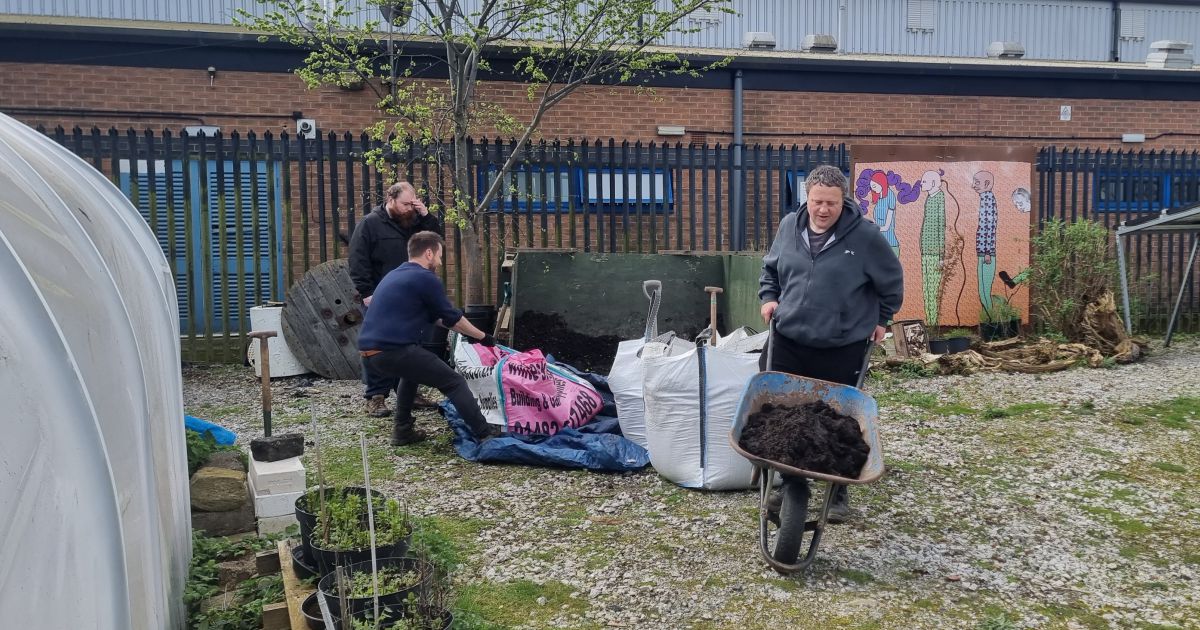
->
<box><xmin>853</xmin><ymin>146</ymin><xmax>1034</xmax><ymax>328</ymax></box>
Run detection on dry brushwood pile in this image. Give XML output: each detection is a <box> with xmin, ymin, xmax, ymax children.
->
<box><xmin>886</xmin><ymin>291</ymin><xmax>1146</xmax><ymax>375</ymax></box>
<box><xmin>738</xmin><ymin>401</ymin><xmax>870</xmax><ymax>477</ymax></box>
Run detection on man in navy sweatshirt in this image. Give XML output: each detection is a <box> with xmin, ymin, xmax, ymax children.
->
<box><xmin>358</xmin><ymin>231</ymin><xmax>502</xmax><ymax>446</ymax></box>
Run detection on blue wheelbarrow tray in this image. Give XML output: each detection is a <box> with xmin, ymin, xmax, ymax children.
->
<box><xmin>729</xmin><ymin>371</ymin><xmax>885</xmax><ymax>484</ymax></box>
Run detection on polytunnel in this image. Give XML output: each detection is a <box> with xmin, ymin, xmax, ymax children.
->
<box><xmin>0</xmin><ymin>112</ymin><xmax>190</xmax><ymax>629</ymax></box>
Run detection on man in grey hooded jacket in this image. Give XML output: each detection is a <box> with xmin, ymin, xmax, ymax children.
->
<box><xmin>759</xmin><ymin>164</ymin><xmax>904</xmax><ymax>523</ymax></box>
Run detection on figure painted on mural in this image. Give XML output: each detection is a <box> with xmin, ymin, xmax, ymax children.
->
<box><xmin>868</xmin><ymin>171</ymin><xmax>899</xmax><ymax>257</ymax></box>
<box><xmin>1012</xmin><ymin>187</ymin><xmax>1032</xmax><ymax>213</ymax></box>
<box><xmin>919</xmin><ymin>169</ymin><xmax>946</xmax><ymax>328</ymax></box>
<box><xmin>973</xmin><ymin>171</ymin><xmax>998</xmax><ymax>314</ymax></box>
<box><xmin>854</xmin><ymin>169</ymin><xmax>920</xmax><ymax>258</ymax></box>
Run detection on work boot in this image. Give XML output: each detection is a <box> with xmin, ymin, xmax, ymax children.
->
<box><xmin>413</xmin><ymin>392</ymin><xmax>437</xmax><ymax>409</ymax></box>
<box><xmin>826</xmin><ymin>485</ymin><xmax>852</xmax><ymax>524</ymax></box>
<box><xmin>390</xmin><ymin>421</ymin><xmax>427</xmax><ymax>447</ymax></box>
<box><xmin>472</xmin><ymin>424</ymin><xmax>504</xmax><ymax>442</ymax></box>
<box><xmin>366</xmin><ymin>395</ymin><xmax>392</xmax><ymax>418</ymax></box>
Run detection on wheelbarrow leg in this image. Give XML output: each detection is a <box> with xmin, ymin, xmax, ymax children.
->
<box><xmin>757</xmin><ymin>467</ymin><xmax>832</xmax><ymax>575</ymax></box>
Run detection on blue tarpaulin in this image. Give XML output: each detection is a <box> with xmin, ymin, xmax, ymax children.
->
<box><xmin>185</xmin><ymin>415</ymin><xmax>237</xmax><ymax>445</ymax></box>
<box><xmin>443</xmin><ymin>365</ymin><xmax>650</xmax><ymax>472</ymax></box>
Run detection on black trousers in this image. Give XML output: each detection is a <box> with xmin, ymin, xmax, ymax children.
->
<box><xmin>758</xmin><ymin>332</ymin><xmax>871</xmax><ymax>388</ymax></box>
<box><xmin>759</xmin><ymin>331</ymin><xmax>870</xmax><ymax>505</ymax></box>
<box><xmin>362</xmin><ymin>345</ymin><xmax>490</xmax><ymax>437</ymax></box>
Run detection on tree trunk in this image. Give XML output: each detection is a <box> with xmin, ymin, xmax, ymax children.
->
<box><xmin>453</xmin><ymin>129</ymin><xmax>486</xmax><ymax>305</ymax></box>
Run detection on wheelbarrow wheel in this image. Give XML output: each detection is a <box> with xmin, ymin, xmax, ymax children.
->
<box><xmin>772</xmin><ymin>478</ymin><xmax>810</xmax><ymax>565</ymax></box>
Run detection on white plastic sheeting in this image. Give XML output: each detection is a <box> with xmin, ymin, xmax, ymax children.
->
<box><xmin>0</xmin><ymin>113</ymin><xmax>189</xmax><ymax>629</ymax></box>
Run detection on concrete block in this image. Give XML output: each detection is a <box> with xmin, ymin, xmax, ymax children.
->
<box><xmin>248</xmin><ymin>455</ymin><xmax>306</xmax><ymax>495</ymax></box>
<box><xmin>252</xmin><ymin>485</ymin><xmax>302</xmax><ymax>519</ymax></box>
<box><xmin>257</xmin><ymin>513</ymin><xmax>299</xmax><ymax>536</ymax></box>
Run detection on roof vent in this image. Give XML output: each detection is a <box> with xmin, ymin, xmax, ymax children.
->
<box><xmin>802</xmin><ymin>34</ymin><xmax>838</xmax><ymax>53</ymax></box>
<box><xmin>743</xmin><ymin>32</ymin><xmax>777</xmax><ymax>50</ymax></box>
<box><xmin>986</xmin><ymin>41</ymin><xmax>1025</xmax><ymax>59</ymax></box>
<box><xmin>1146</xmin><ymin>40</ymin><xmax>1194</xmax><ymax>69</ymax></box>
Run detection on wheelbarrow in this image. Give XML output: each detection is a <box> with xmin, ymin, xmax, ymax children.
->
<box><xmin>729</xmin><ymin>326</ymin><xmax>884</xmax><ymax>574</ymax></box>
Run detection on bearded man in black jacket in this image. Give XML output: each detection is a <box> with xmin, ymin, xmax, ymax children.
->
<box><xmin>349</xmin><ymin>181</ymin><xmax>442</xmax><ymax>417</ymax></box>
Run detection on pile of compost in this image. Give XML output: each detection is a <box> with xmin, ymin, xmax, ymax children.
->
<box><xmin>513</xmin><ymin>311</ymin><xmax>624</xmax><ymax>374</ymax></box>
<box><xmin>738</xmin><ymin>401</ymin><xmax>869</xmax><ymax>478</ymax></box>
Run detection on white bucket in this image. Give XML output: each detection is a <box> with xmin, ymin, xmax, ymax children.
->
<box><xmin>247</xmin><ymin>304</ymin><xmax>308</xmax><ymax>377</ymax></box>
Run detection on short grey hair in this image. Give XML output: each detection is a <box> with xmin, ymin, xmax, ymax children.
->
<box><xmin>805</xmin><ymin>165</ymin><xmax>848</xmax><ymax>195</ymax></box>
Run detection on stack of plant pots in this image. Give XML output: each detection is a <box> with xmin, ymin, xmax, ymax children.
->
<box><xmin>292</xmin><ymin>487</ymin><xmax>452</xmax><ymax>629</ymax></box>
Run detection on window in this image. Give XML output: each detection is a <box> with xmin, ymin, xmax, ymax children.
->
<box><xmin>906</xmin><ymin>0</ymin><xmax>936</xmax><ymax>33</ymax></box>
<box><xmin>785</xmin><ymin>169</ymin><xmax>853</xmax><ymax>212</ymax></box>
<box><xmin>478</xmin><ymin>165</ymin><xmax>574</xmax><ymax>212</ymax></box>
<box><xmin>580</xmin><ymin>167</ymin><xmax>674</xmax><ymax>214</ymax></box>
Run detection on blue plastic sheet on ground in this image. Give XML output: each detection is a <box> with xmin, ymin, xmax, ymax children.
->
<box><xmin>185</xmin><ymin>415</ymin><xmax>237</xmax><ymax>445</ymax></box>
<box><xmin>444</xmin><ymin>368</ymin><xmax>648</xmax><ymax>471</ymax></box>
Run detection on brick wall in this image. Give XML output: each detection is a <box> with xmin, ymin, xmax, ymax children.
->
<box><xmin>6</xmin><ymin>62</ymin><xmax>1200</xmax><ymax>149</ymax></box>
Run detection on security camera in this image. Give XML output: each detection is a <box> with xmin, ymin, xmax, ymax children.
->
<box><xmin>297</xmin><ymin>118</ymin><xmax>317</xmax><ymax>139</ymax></box>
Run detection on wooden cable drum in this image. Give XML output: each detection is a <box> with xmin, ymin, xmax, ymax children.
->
<box><xmin>280</xmin><ymin>259</ymin><xmax>364</xmax><ymax>380</ymax></box>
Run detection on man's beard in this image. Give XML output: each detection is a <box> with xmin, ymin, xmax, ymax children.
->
<box><xmin>394</xmin><ymin>208</ymin><xmax>417</xmax><ymax>228</ymax></box>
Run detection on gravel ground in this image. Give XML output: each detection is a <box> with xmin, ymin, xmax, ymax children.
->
<box><xmin>184</xmin><ymin>338</ymin><xmax>1200</xmax><ymax>630</ymax></box>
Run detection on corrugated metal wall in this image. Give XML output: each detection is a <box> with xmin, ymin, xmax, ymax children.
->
<box><xmin>4</xmin><ymin>0</ymin><xmax>1200</xmax><ymax>63</ymax></box>
<box><xmin>1119</xmin><ymin>3</ymin><xmax>1200</xmax><ymax>61</ymax></box>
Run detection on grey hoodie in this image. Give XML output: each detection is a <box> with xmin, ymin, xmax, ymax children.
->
<box><xmin>759</xmin><ymin>201</ymin><xmax>904</xmax><ymax>348</ymax></box>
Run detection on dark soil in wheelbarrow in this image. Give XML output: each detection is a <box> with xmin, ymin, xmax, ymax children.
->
<box><xmin>739</xmin><ymin>401</ymin><xmax>870</xmax><ymax>478</ymax></box>
<box><xmin>513</xmin><ymin>311</ymin><xmax>625</xmax><ymax>373</ymax></box>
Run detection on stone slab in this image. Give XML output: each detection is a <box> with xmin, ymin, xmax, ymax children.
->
<box><xmin>257</xmin><ymin>513</ymin><xmax>299</xmax><ymax>536</ymax></box>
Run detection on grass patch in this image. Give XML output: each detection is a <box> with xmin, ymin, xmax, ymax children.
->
<box><xmin>454</xmin><ymin>579</ymin><xmax>587</xmax><ymax>628</ymax></box>
<box><xmin>980</xmin><ymin>402</ymin><xmax>1058</xmax><ymax>419</ymax></box>
<box><xmin>838</xmin><ymin>568</ymin><xmax>875</xmax><ymax>585</ymax></box>
<box><xmin>1153</xmin><ymin>462</ymin><xmax>1187</xmax><ymax>474</ymax></box>
<box><xmin>877</xmin><ymin>391</ymin><xmax>977</xmax><ymax>416</ymax></box>
<box><xmin>1035</xmin><ymin>602</ymin><xmax>1110</xmax><ymax>629</ymax></box>
<box><xmin>977</xmin><ymin>614</ymin><xmax>1018</xmax><ymax>630</ymax></box>
<box><xmin>307</xmin><ymin>442</ymin><xmax>397</xmax><ymax>486</ymax></box>
<box><xmin>1081</xmin><ymin>506</ymin><xmax>1151</xmax><ymax>535</ymax></box>
<box><xmin>1117</xmin><ymin>397</ymin><xmax>1198</xmax><ymax>429</ymax></box>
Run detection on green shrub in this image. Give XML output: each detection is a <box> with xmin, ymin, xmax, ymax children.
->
<box><xmin>1028</xmin><ymin>219</ymin><xmax>1116</xmax><ymax>341</ymax></box>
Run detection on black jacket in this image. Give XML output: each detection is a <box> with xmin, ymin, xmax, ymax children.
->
<box><xmin>759</xmin><ymin>201</ymin><xmax>904</xmax><ymax>348</ymax></box>
<box><xmin>348</xmin><ymin>205</ymin><xmax>443</xmax><ymax>298</ymax></box>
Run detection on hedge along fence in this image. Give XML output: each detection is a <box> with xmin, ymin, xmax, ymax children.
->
<box><xmin>1037</xmin><ymin>147</ymin><xmax>1200</xmax><ymax>335</ymax></box>
<box><xmin>42</xmin><ymin>125</ymin><xmax>847</xmax><ymax>363</ymax></box>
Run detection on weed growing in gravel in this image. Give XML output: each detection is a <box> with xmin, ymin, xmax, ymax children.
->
<box><xmin>980</xmin><ymin>402</ymin><xmax>1057</xmax><ymax>419</ymax></box>
<box><xmin>454</xmin><ymin>580</ymin><xmax>586</xmax><ymax>628</ymax></box>
<box><xmin>838</xmin><ymin>568</ymin><xmax>875</xmax><ymax>585</ymax></box>
<box><xmin>977</xmin><ymin>613</ymin><xmax>1018</xmax><ymax>630</ymax></box>
<box><xmin>1153</xmin><ymin>462</ymin><xmax>1187</xmax><ymax>474</ymax></box>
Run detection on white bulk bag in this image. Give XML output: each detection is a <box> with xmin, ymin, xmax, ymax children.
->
<box><xmin>642</xmin><ymin>333</ymin><xmax>767</xmax><ymax>490</ymax></box>
<box><xmin>450</xmin><ymin>334</ymin><xmax>505</xmax><ymax>427</ymax></box>
<box><xmin>608</xmin><ymin>281</ymin><xmax>690</xmax><ymax>448</ymax></box>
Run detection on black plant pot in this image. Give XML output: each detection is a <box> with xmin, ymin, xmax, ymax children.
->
<box><xmin>292</xmin><ymin>544</ymin><xmax>320</xmax><ymax>581</ymax></box>
<box><xmin>295</xmin><ymin>486</ymin><xmax>386</xmax><ymax>565</ymax></box>
<box><xmin>316</xmin><ymin>556</ymin><xmax>431</xmax><ymax>619</ymax></box>
<box><xmin>310</xmin><ymin>526</ymin><xmax>413</xmax><ymax>580</ymax></box>
<box><xmin>946</xmin><ymin>337</ymin><xmax>971</xmax><ymax>353</ymax></box>
<box><xmin>928</xmin><ymin>338</ymin><xmax>950</xmax><ymax>355</ymax></box>
<box><xmin>301</xmin><ymin>591</ymin><xmax>342</xmax><ymax>630</ymax></box>
<box><xmin>979</xmin><ymin>318</ymin><xmax>1021</xmax><ymax>341</ymax></box>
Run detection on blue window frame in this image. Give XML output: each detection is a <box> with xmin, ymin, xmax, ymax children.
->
<box><xmin>477</xmin><ymin>164</ymin><xmax>575</xmax><ymax>213</ymax></box>
<box><xmin>1094</xmin><ymin>171</ymin><xmax>1165</xmax><ymax>212</ymax></box>
<box><xmin>579</xmin><ymin>167</ymin><xmax>674</xmax><ymax>214</ymax></box>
